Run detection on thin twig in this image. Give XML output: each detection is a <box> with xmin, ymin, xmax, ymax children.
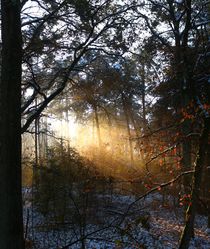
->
<box><xmin>118</xmin><ymin>170</ymin><xmax>194</xmax><ymax>226</ymax></box>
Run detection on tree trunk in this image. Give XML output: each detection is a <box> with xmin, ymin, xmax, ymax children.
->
<box><xmin>0</xmin><ymin>1</ymin><xmax>24</xmax><ymax>249</ymax></box>
<box><xmin>179</xmin><ymin>117</ymin><xmax>210</xmax><ymax>249</ymax></box>
<box><xmin>93</xmin><ymin>105</ymin><xmax>102</xmax><ymax>148</ymax></box>
<box><xmin>121</xmin><ymin>95</ymin><xmax>134</xmax><ymax>164</ymax></box>
<box><xmin>104</xmin><ymin>110</ymin><xmax>114</xmax><ymax>156</ymax></box>
<box><xmin>35</xmin><ymin>116</ymin><xmax>39</xmax><ymax>166</ymax></box>
<box><xmin>205</xmin><ymin>142</ymin><xmax>210</xmax><ymax>228</ymax></box>
<box><xmin>92</xmin><ymin>116</ymin><xmax>95</xmax><ymax>145</ymax></box>
<box><xmin>127</xmin><ymin>104</ymin><xmax>143</xmax><ymax>160</ymax></box>
<box><xmin>141</xmin><ymin>64</ymin><xmax>147</xmax><ymax>132</ymax></box>
<box><xmin>181</xmin><ymin>94</ymin><xmax>192</xmax><ymax>194</ymax></box>
<box><xmin>208</xmin><ymin>215</ymin><xmax>210</xmax><ymax>229</ymax></box>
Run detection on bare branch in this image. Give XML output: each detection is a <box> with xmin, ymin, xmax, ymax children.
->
<box><xmin>118</xmin><ymin>170</ymin><xmax>194</xmax><ymax>225</ymax></box>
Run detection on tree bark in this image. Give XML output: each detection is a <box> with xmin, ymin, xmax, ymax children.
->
<box><xmin>127</xmin><ymin>103</ymin><xmax>143</xmax><ymax>160</ymax></box>
<box><xmin>182</xmin><ymin>114</ymin><xmax>192</xmax><ymax>193</ymax></box>
<box><xmin>179</xmin><ymin>117</ymin><xmax>210</xmax><ymax>249</ymax></box>
<box><xmin>0</xmin><ymin>1</ymin><xmax>24</xmax><ymax>249</ymax></box>
<box><xmin>121</xmin><ymin>94</ymin><xmax>134</xmax><ymax>164</ymax></box>
<box><xmin>141</xmin><ymin>63</ymin><xmax>147</xmax><ymax>132</ymax></box>
<box><xmin>93</xmin><ymin>105</ymin><xmax>102</xmax><ymax>148</ymax></box>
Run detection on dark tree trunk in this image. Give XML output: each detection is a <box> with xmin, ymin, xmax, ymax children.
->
<box><xmin>175</xmin><ymin>47</ymin><xmax>193</xmax><ymax>195</ymax></box>
<box><xmin>0</xmin><ymin>1</ymin><xmax>24</xmax><ymax>249</ymax></box>
<box><xmin>173</xmin><ymin>0</ymin><xmax>192</xmax><ymax>194</ymax></box>
<box><xmin>179</xmin><ymin>117</ymin><xmax>210</xmax><ymax>249</ymax></box>
<box><xmin>208</xmin><ymin>215</ymin><xmax>210</xmax><ymax>229</ymax></box>
<box><xmin>205</xmin><ymin>142</ymin><xmax>210</xmax><ymax>228</ymax></box>
<box><xmin>181</xmin><ymin>93</ymin><xmax>192</xmax><ymax>194</ymax></box>
<box><xmin>35</xmin><ymin>116</ymin><xmax>40</xmax><ymax>166</ymax></box>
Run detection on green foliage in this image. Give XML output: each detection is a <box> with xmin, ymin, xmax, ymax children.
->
<box><xmin>33</xmin><ymin>144</ymin><xmax>99</xmax><ymax>220</ymax></box>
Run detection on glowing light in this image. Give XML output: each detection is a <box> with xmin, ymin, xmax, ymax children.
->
<box><xmin>51</xmin><ymin>116</ymin><xmax>78</xmax><ymax>141</ymax></box>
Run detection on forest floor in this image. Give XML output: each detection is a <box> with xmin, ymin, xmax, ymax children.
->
<box><xmin>23</xmin><ymin>188</ymin><xmax>210</xmax><ymax>249</ymax></box>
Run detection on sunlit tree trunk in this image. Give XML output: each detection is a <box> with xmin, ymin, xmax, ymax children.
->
<box><xmin>121</xmin><ymin>94</ymin><xmax>134</xmax><ymax>164</ymax></box>
<box><xmin>126</xmin><ymin>104</ymin><xmax>143</xmax><ymax>160</ymax></box>
<box><xmin>43</xmin><ymin>117</ymin><xmax>48</xmax><ymax>158</ymax></box>
<box><xmin>0</xmin><ymin>1</ymin><xmax>24</xmax><ymax>248</ymax></box>
<box><xmin>91</xmin><ymin>116</ymin><xmax>95</xmax><ymax>145</ymax></box>
<box><xmin>105</xmin><ymin>111</ymin><xmax>113</xmax><ymax>155</ymax></box>
<box><xmin>140</xmin><ymin>63</ymin><xmax>150</xmax><ymax>161</ymax></box>
<box><xmin>141</xmin><ymin>64</ymin><xmax>147</xmax><ymax>132</ymax></box>
<box><xmin>93</xmin><ymin>105</ymin><xmax>102</xmax><ymax>148</ymax></box>
<box><xmin>35</xmin><ymin>117</ymin><xmax>39</xmax><ymax>166</ymax></box>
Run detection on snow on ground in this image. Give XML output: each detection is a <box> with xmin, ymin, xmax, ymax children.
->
<box><xmin>23</xmin><ymin>190</ymin><xmax>210</xmax><ymax>249</ymax></box>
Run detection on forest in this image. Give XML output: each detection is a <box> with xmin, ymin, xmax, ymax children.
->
<box><xmin>0</xmin><ymin>0</ymin><xmax>210</xmax><ymax>248</ymax></box>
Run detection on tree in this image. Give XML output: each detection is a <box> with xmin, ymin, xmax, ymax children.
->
<box><xmin>20</xmin><ymin>0</ymin><xmax>134</xmax><ymax>133</ymax></box>
<box><xmin>179</xmin><ymin>115</ymin><xmax>210</xmax><ymax>248</ymax></box>
<box><xmin>0</xmin><ymin>0</ymin><xmax>24</xmax><ymax>249</ymax></box>
<box><xmin>130</xmin><ymin>1</ymin><xmax>210</xmax><ymax>246</ymax></box>
<box><xmin>0</xmin><ymin>1</ymin><xmax>137</xmax><ymax>247</ymax></box>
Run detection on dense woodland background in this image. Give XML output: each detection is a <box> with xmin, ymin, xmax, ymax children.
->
<box><xmin>0</xmin><ymin>0</ymin><xmax>210</xmax><ymax>248</ymax></box>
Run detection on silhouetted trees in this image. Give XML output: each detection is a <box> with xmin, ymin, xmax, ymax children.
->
<box><xmin>1</xmin><ymin>0</ymin><xmax>210</xmax><ymax>248</ymax></box>
<box><xmin>0</xmin><ymin>1</ymin><xmax>24</xmax><ymax>248</ymax></box>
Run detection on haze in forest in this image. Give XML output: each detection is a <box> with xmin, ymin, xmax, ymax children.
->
<box><xmin>1</xmin><ymin>1</ymin><xmax>210</xmax><ymax>249</ymax></box>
